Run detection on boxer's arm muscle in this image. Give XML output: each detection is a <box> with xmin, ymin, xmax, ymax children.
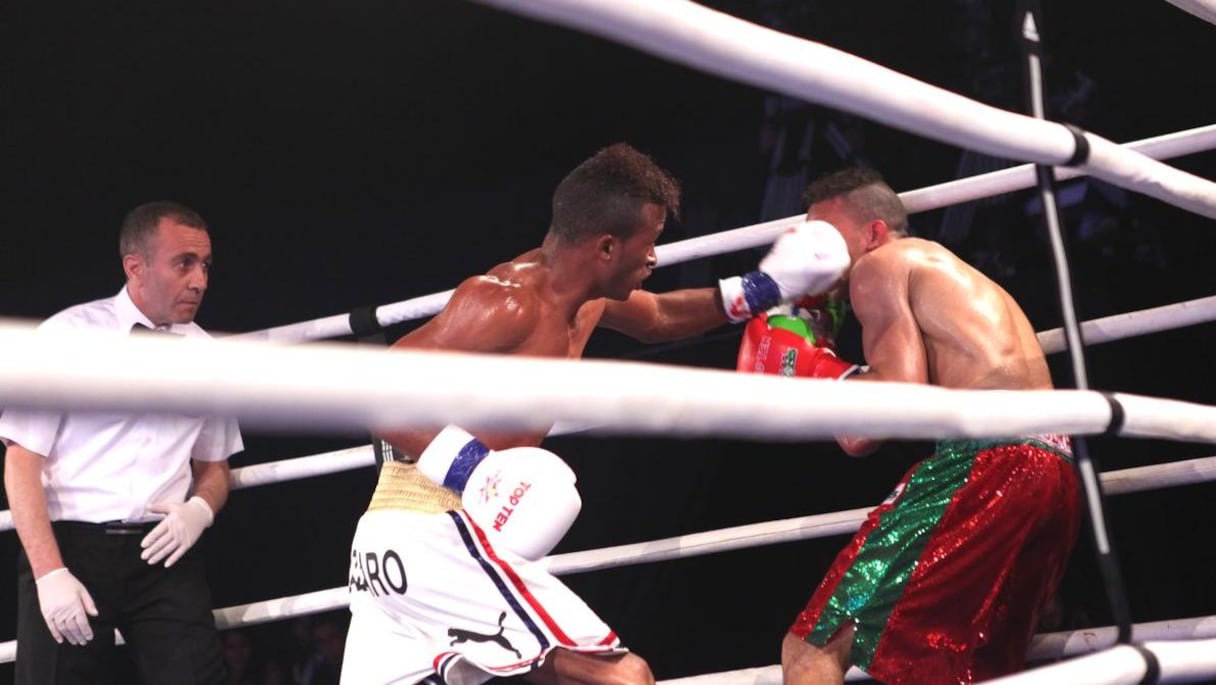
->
<box><xmin>380</xmin><ymin>277</ymin><xmax>539</xmax><ymax>457</ymax></box>
<box><xmin>600</xmin><ymin>288</ymin><xmax>727</xmax><ymax>343</ymax></box>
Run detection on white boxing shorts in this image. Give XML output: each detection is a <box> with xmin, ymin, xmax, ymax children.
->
<box><xmin>341</xmin><ymin>508</ymin><xmax>624</xmax><ymax>685</ymax></box>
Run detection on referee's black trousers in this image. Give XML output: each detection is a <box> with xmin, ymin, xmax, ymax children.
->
<box><xmin>15</xmin><ymin>520</ymin><xmax>225</xmax><ymax>685</ymax></box>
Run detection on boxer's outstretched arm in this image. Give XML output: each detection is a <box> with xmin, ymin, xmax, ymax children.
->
<box><xmin>599</xmin><ymin>287</ymin><xmax>728</xmax><ymax>344</ymax></box>
<box><xmin>602</xmin><ymin>219</ymin><xmax>850</xmax><ymax>342</ymax></box>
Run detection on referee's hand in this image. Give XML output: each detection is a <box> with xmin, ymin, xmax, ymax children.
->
<box><xmin>141</xmin><ymin>496</ymin><xmax>214</xmax><ymax>567</ymax></box>
<box><xmin>35</xmin><ymin>567</ymin><xmax>98</xmax><ymax>645</ymax></box>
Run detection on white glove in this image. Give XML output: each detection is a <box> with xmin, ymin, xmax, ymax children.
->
<box><xmin>418</xmin><ymin>426</ymin><xmax>581</xmax><ymax>561</ymax></box>
<box><xmin>35</xmin><ymin>567</ymin><xmax>98</xmax><ymax>646</ymax></box>
<box><xmin>459</xmin><ymin>446</ymin><xmax>581</xmax><ymax>561</ymax></box>
<box><xmin>417</xmin><ymin>425</ymin><xmax>494</xmax><ymax>492</ymax></box>
<box><xmin>719</xmin><ymin>220</ymin><xmax>850</xmax><ymax>322</ymax></box>
<box><xmin>140</xmin><ymin>496</ymin><xmax>214</xmax><ymax>568</ymax></box>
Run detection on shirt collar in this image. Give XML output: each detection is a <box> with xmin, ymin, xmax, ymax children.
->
<box><xmin>115</xmin><ymin>286</ymin><xmax>172</xmax><ymax>333</ymax></box>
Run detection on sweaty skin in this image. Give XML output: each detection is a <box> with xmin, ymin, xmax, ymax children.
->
<box><xmin>850</xmin><ymin>238</ymin><xmax>1051</xmax><ymax>391</ymax></box>
<box><xmin>809</xmin><ymin>196</ymin><xmax>1051</xmax><ymax>456</ymax></box>
<box><xmin>782</xmin><ymin>184</ymin><xmax>1069</xmax><ymax>685</ymax></box>
<box><xmin>380</xmin><ymin>201</ymin><xmax>729</xmax><ymax>457</ymax></box>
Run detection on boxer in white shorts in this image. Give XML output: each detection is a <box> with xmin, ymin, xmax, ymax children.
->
<box><xmin>340</xmin><ymin>143</ymin><xmax>849</xmax><ymax>683</ymax></box>
<box><xmin>342</xmin><ymin>427</ymin><xmax>626</xmax><ymax>685</ymax></box>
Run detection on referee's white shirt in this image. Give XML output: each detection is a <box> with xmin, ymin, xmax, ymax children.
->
<box><xmin>0</xmin><ymin>287</ymin><xmax>244</xmax><ymax>524</ymax></box>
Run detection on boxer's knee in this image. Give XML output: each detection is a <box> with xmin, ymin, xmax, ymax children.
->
<box><xmin>610</xmin><ymin>653</ymin><xmax>655</xmax><ymax>685</ymax></box>
<box><xmin>533</xmin><ymin>648</ymin><xmax>654</xmax><ymax>685</ymax></box>
<box><xmin>781</xmin><ymin>626</ymin><xmax>852</xmax><ymax>685</ymax></box>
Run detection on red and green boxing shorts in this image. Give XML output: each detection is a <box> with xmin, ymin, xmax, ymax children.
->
<box><xmin>790</xmin><ymin>435</ymin><xmax>1080</xmax><ymax>685</ymax></box>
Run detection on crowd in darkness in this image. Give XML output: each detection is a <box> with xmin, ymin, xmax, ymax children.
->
<box><xmin>219</xmin><ymin>616</ymin><xmax>345</xmax><ymax>685</ymax></box>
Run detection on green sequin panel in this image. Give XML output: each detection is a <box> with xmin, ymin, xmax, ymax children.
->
<box><xmin>811</xmin><ymin>441</ymin><xmax>978</xmax><ymax>669</ymax></box>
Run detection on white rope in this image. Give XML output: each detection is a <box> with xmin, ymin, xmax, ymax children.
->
<box><xmin>471</xmin><ymin>0</ymin><xmax>1216</xmax><ymax>221</ymax></box>
<box><xmin>210</xmin><ymin>587</ymin><xmax>349</xmax><ymax>634</ymax></box>
<box><xmin>2</xmin><ymin>289</ymin><xmax>1212</xmax><ymax>532</ymax></box>
<box><xmin>4</xmin><ymin>2</ymin><xmax>1212</xmax><ymax>677</ymax></box>
<box><xmin>8</xmin><ymin>610</ymin><xmax>1212</xmax><ymax>674</ymax></box>
<box><xmin>659</xmin><ymin>665</ymin><xmax>784</xmax><ymax>684</ymax></box>
<box><xmin>658</xmin><ymin>633</ymin><xmax>1216</xmax><ymax>685</ymax></box>
<box><xmin>4</xmin><ymin>448</ymin><xmax>1216</xmax><ymax>569</ymax></box>
<box><xmin>214</xmin><ymin>445</ymin><xmax>1216</xmax><ymax>503</ymax></box>
<box><xmin>1029</xmin><ymin>615</ymin><xmax>1216</xmax><ymax>661</ymax></box>
<box><xmin>8</xmin><ymin>321</ymin><xmax>1216</xmax><ymax>442</ymax></box>
<box><xmin>546</xmin><ymin>506</ymin><xmax>874</xmax><ymax>576</ymax></box>
<box><xmin>984</xmin><ymin>639</ymin><xmax>1216</xmax><ymax>685</ymax></box>
<box><xmin>1</xmin><ymin>450</ymin><xmax>1213</xmax><ymax>659</ymax></box>
<box><xmin>227</xmin><ymin>445</ymin><xmax>372</xmax><ymax>489</ymax></box>
<box><xmin>238</xmin><ymin>124</ymin><xmax>1216</xmax><ymax>344</ymax></box>
<box><xmin>656</xmin><ymin>616</ymin><xmax>1216</xmax><ymax>682</ymax></box>
<box><xmin>1100</xmin><ymin>455</ymin><xmax>1216</xmax><ymax>494</ymax></box>
<box><xmin>899</xmin><ymin>123</ymin><xmax>1216</xmax><ymax>215</ymax></box>
<box><xmin>546</xmin><ymin>454</ymin><xmax>1216</xmax><ymax>573</ymax></box>
<box><xmin>1164</xmin><ymin>0</ymin><xmax>1216</xmax><ymax>24</ymax></box>
<box><xmin>1036</xmin><ymin>294</ymin><xmax>1216</xmax><ymax>354</ymax></box>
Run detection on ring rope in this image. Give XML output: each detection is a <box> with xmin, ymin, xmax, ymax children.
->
<box><xmin>3</xmin><ymin>450</ymin><xmax>1215</xmax><ymax>560</ymax></box>
<box><xmin>5</xmin><ymin>604</ymin><xmax>1214</xmax><ymax>674</ymax></box>
<box><xmin>658</xmin><ymin>633</ymin><xmax>1216</xmax><ymax>685</ymax></box>
<box><xmin>236</xmin><ymin>124</ymin><xmax>1216</xmax><ymax>345</ymax></box>
<box><xmin>1165</xmin><ymin>0</ymin><xmax>1216</xmax><ymax>24</ymax></box>
<box><xmin>469</xmin><ymin>0</ymin><xmax>1216</xmax><ymax>219</ymax></box>
<box><xmin>9</xmin><ymin>6</ymin><xmax>1216</xmax><ymax>676</ymax></box>
<box><xmin>3</xmin><ymin>3</ymin><xmax>1211</xmax><ymax>681</ymax></box>
<box><xmin>7</xmin><ymin>322</ymin><xmax>1216</xmax><ymax>443</ymax></box>
<box><xmin>5</xmin><ymin>448</ymin><xmax>1215</xmax><ymax>538</ymax></box>
<box><xmin>2</xmin><ymin>292</ymin><xmax>1214</xmax><ymax>528</ymax></box>
<box><xmin>1</xmin><ymin>452</ymin><xmax>1211</xmax><ymax>654</ymax></box>
<box><xmin>6</xmin><ymin>330</ymin><xmax>1214</xmax><ymax>673</ymax></box>
<box><xmin>983</xmin><ymin>639</ymin><xmax>1216</xmax><ymax>685</ymax></box>
<box><xmin>1034</xmin><ymin>294</ymin><xmax>1216</xmax><ymax>354</ymax></box>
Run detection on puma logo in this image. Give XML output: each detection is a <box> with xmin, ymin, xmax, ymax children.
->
<box><xmin>447</xmin><ymin>611</ymin><xmax>521</xmax><ymax>659</ymax></box>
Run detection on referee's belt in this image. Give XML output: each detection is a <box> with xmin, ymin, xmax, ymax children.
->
<box><xmin>56</xmin><ymin>520</ymin><xmax>159</xmax><ymax>536</ymax></box>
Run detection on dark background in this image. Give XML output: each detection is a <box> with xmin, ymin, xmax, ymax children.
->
<box><xmin>2</xmin><ymin>1</ymin><xmax>1215</xmax><ymax>682</ymax></box>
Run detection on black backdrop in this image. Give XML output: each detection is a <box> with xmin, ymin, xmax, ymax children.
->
<box><xmin>2</xmin><ymin>1</ymin><xmax>1216</xmax><ymax>682</ymax></box>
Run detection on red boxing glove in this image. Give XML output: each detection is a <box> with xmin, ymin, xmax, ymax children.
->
<box><xmin>789</xmin><ymin>293</ymin><xmax>846</xmax><ymax>351</ymax></box>
<box><xmin>737</xmin><ymin>312</ymin><xmax>860</xmax><ymax>379</ymax></box>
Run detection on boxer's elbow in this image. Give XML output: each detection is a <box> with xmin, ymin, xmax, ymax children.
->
<box><xmin>838</xmin><ymin>436</ymin><xmax>880</xmax><ymax>458</ymax></box>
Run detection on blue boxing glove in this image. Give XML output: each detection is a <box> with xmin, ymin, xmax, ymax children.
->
<box><xmin>719</xmin><ymin>220</ymin><xmax>849</xmax><ymax>323</ymax></box>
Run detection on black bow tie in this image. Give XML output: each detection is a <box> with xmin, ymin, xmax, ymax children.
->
<box><xmin>130</xmin><ymin>323</ymin><xmax>180</xmax><ymax>336</ymax></box>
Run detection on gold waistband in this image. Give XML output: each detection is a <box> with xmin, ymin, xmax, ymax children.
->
<box><xmin>367</xmin><ymin>462</ymin><xmax>462</xmax><ymax>514</ymax></box>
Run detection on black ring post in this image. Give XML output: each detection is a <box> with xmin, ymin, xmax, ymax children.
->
<box><xmin>1015</xmin><ymin>0</ymin><xmax>1135</xmax><ymax>644</ymax></box>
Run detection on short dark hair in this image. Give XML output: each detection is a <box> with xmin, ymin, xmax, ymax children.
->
<box><xmin>119</xmin><ymin>201</ymin><xmax>208</xmax><ymax>258</ymax></box>
<box><xmin>548</xmin><ymin>143</ymin><xmax>681</xmax><ymax>242</ymax></box>
<box><xmin>804</xmin><ymin>168</ymin><xmax>908</xmax><ymax>236</ymax></box>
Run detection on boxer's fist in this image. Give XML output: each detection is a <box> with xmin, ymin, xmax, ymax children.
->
<box><xmin>786</xmin><ymin>292</ymin><xmax>846</xmax><ymax>350</ymax></box>
<box><xmin>460</xmin><ymin>446</ymin><xmax>581</xmax><ymax>562</ymax></box>
<box><xmin>737</xmin><ymin>312</ymin><xmax>859</xmax><ymax>379</ymax></box>
<box><xmin>719</xmin><ymin>221</ymin><xmax>849</xmax><ymax>322</ymax></box>
<box><xmin>417</xmin><ymin>426</ymin><xmax>581</xmax><ymax>561</ymax></box>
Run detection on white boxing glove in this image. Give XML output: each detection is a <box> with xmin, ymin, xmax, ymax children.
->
<box><xmin>417</xmin><ymin>426</ymin><xmax>581</xmax><ymax>561</ymax></box>
<box><xmin>416</xmin><ymin>425</ymin><xmax>496</xmax><ymax>492</ymax></box>
<box><xmin>719</xmin><ymin>220</ymin><xmax>849</xmax><ymax>323</ymax></box>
